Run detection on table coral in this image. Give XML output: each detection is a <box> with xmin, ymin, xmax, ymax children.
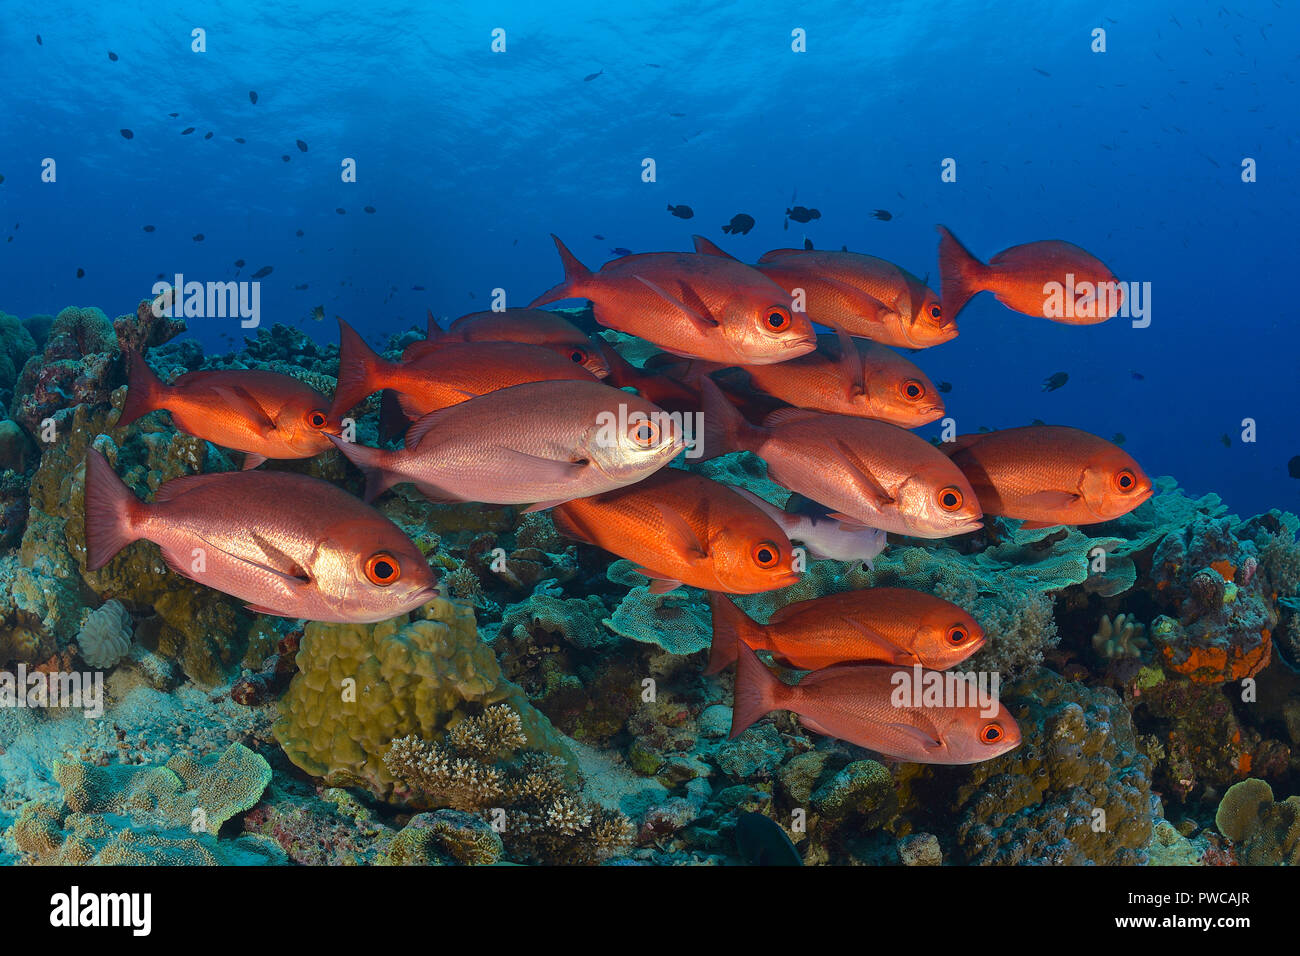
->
<box><xmin>273</xmin><ymin>599</ymin><xmax>573</xmax><ymax>802</ymax></box>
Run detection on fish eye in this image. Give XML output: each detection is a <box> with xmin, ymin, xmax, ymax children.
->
<box><xmin>765</xmin><ymin>306</ymin><xmax>792</xmax><ymax>332</ymax></box>
<box><xmin>946</xmin><ymin>624</ymin><xmax>969</xmax><ymax>646</ymax></box>
<box><xmin>628</xmin><ymin>418</ymin><xmax>660</xmax><ymax>447</ymax></box>
<box><xmin>901</xmin><ymin>379</ymin><xmax>925</xmax><ymax>401</ymax></box>
<box><xmin>937</xmin><ymin>487</ymin><xmax>964</xmax><ymax>512</ymax></box>
<box><xmin>306</xmin><ymin>409</ymin><xmax>329</xmax><ymax>429</ymax></box>
<box><xmin>1113</xmin><ymin>468</ymin><xmax>1137</xmax><ymax>493</ymax></box>
<box><xmin>751</xmin><ymin>541</ymin><xmax>780</xmax><ymax>569</ymax></box>
<box><xmin>569</xmin><ymin>348</ymin><xmax>588</xmax><ymax>364</ymax></box>
<box><xmin>364</xmin><ymin>552</ymin><xmax>400</xmax><ymax>586</ymax></box>
<box><xmin>979</xmin><ymin>723</ymin><xmax>1004</xmax><ymax>744</ymax></box>
<box><xmin>929</xmin><ymin>304</ymin><xmax>942</xmax><ymax>319</ymax></box>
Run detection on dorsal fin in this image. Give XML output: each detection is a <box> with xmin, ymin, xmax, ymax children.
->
<box><xmin>692</xmin><ymin>236</ymin><xmax>739</xmax><ymax>260</ymax></box>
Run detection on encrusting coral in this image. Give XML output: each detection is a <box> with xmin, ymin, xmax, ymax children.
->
<box><xmin>1214</xmin><ymin>778</ymin><xmax>1300</xmax><ymax>865</ymax></box>
<box><xmin>383</xmin><ymin>705</ymin><xmax>633</xmax><ymax>864</ymax></box>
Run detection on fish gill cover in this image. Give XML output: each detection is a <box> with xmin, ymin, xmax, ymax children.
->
<box><xmin>0</xmin><ymin>0</ymin><xmax>1297</xmax><ymax>891</ymax></box>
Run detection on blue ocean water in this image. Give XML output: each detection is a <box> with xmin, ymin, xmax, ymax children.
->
<box><xmin>1</xmin><ymin>0</ymin><xmax>1295</xmax><ymax>517</ymax></box>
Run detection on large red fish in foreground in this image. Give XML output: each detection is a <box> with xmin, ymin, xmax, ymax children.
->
<box><xmin>531</xmin><ymin>236</ymin><xmax>816</xmax><ymax>364</ymax></box>
<box><xmin>731</xmin><ymin>645</ymin><xmax>1021</xmax><ymax>765</ymax></box>
<box><xmin>331</xmin><ymin>379</ymin><xmax>683</xmax><ymax>508</ymax></box>
<box><xmin>83</xmin><ymin>449</ymin><xmax>437</xmax><ymax>623</ymax></box>
<box><xmin>118</xmin><ymin>353</ymin><xmax>340</xmax><ymax>469</ymax></box>
<box><xmin>708</xmin><ymin>589</ymin><xmax>985</xmax><ymax>673</ymax></box>
<box><xmin>551</xmin><ymin>469</ymin><xmax>800</xmax><ymax>594</ymax></box>
<box><xmin>942</xmin><ymin>425</ymin><xmax>1152</xmax><ymax>528</ymax></box>
<box><xmin>328</xmin><ymin>318</ymin><xmax>598</xmax><ymax>420</ymax></box>
<box><xmin>701</xmin><ymin>379</ymin><xmax>982</xmax><ymax>538</ymax></box>
<box><xmin>937</xmin><ymin>225</ymin><xmax>1123</xmax><ymax>324</ymax></box>
<box><xmin>404</xmin><ymin>308</ymin><xmax>610</xmax><ymax>378</ymax></box>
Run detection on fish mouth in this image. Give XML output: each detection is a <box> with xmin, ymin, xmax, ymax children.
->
<box><xmin>786</xmin><ymin>334</ymin><xmax>818</xmax><ymax>353</ymax></box>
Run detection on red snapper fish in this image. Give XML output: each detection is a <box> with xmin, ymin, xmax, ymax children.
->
<box><xmin>937</xmin><ymin>225</ymin><xmax>1123</xmax><ymax>324</ymax></box>
<box><xmin>731</xmin><ymin>645</ymin><xmax>1021</xmax><ymax>765</ymax></box>
<box><xmin>118</xmin><ymin>352</ymin><xmax>340</xmax><ymax>469</ymax></box>
<box><xmin>331</xmin><ymin>379</ymin><xmax>683</xmax><ymax>508</ymax></box>
<box><xmin>405</xmin><ymin>308</ymin><xmax>609</xmax><ymax>378</ymax></box>
<box><xmin>83</xmin><ymin>449</ymin><xmax>438</xmax><ymax>623</ymax></box>
<box><xmin>530</xmin><ymin>235</ymin><xmax>816</xmax><ymax>364</ymax></box>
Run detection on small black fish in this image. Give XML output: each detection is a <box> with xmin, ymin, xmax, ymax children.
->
<box><xmin>155</xmin><ymin>273</ymin><xmax>164</xmax><ymax>280</ymax></box>
<box><xmin>937</xmin><ymin>381</ymin><xmax>953</xmax><ymax>394</ymax></box>
<box><xmin>181</xmin><ymin>127</ymin><xmax>195</xmax><ymax>135</ymax></box>
<box><xmin>722</xmin><ymin>213</ymin><xmax>755</xmax><ymax>235</ymax></box>
<box><xmin>364</xmin><ymin>206</ymin><xmax>375</xmax><ymax>214</ymax></box>
<box><xmin>120</xmin><ymin>128</ymin><xmax>133</xmax><ymax>139</ymax></box>
<box><xmin>667</xmin><ymin>204</ymin><xmax>694</xmax><ymax>219</ymax></box>
<box><xmin>412</xmin><ymin>285</ymin><xmax>425</xmax><ymax>291</ymax></box>
<box><xmin>169</xmin><ymin>112</ymin><xmax>179</xmax><ymax>117</ymax></box>
<box><xmin>297</xmin><ymin>139</ymin><xmax>308</xmax><ymax>152</ymax></box>
<box><xmin>803</xmin><ymin>238</ymin><xmax>813</xmax><ymax>250</ymax></box>
<box><xmin>142</xmin><ymin>224</ymin><xmax>155</xmax><ymax>232</ymax></box>
<box><xmin>234</xmin><ymin>137</ymin><xmax>246</xmax><ymax>144</ymax></box>
<box><xmin>335</xmin><ymin>207</ymin><xmax>346</xmax><ymax>215</ymax></box>
<box><xmin>1029</xmin><ymin>419</ymin><xmax>1046</xmax><ymax>426</ymax></box>
<box><xmin>282</xmin><ymin>155</ymin><xmax>290</xmax><ymax>162</ymax></box>
<box><xmin>584</xmin><ymin>69</ymin><xmax>603</xmax><ymax>81</ymax></box>
<box><xmin>0</xmin><ymin>175</ymin><xmax>5</xmax><ymax>184</ymax></box>
<box><xmin>645</xmin><ymin>63</ymin><xmax>661</xmax><ymax>68</ymax></box>
<box><xmin>290</xmin><ymin>283</ymin><xmax>306</xmax><ymax>290</ymax></box>
<box><xmin>251</xmin><ymin>266</ymin><xmax>273</xmax><ymax>279</ymax></box>
<box><xmin>234</xmin><ymin>259</ymin><xmax>245</xmax><ymax>267</ymax></box>
<box><xmin>1130</xmin><ymin>369</ymin><xmax>1145</xmax><ymax>381</ymax></box>
<box><xmin>735</xmin><ymin>812</ymin><xmax>801</xmax><ymax>866</ymax></box>
<box><xmin>204</xmin><ymin>131</ymin><xmax>213</xmax><ymax>140</ymax></box>
<box><xmin>1220</xmin><ymin>434</ymin><xmax>1231</xmax><ymax>448</ymax></box>
<box><xmin>786</xmin><ymin>205</ymin><xmax>820</xmax><ymax>223</ymax></box>
<box><xmin>108</xmin><ymin>51</ymin><xmax>118</xmax><ymax>61</ymax></box>
<box><xmin>611</xmin><ymin>247</ymin><xmax>632</xmax><ymax>256</ymax></box>
<box><xmin>669</xmin><ymin>112</ymin><xmax>685</xmax><ymax>117</ymax></box>
<box><xmin>1042</xmin><ymin>372</ymin><xmax>1069</xmax><ymax>392</ymax></box>
<box><xmin>193</xmin><ymin>233</ymin><xmax>204</xmax><ymax>241</ymax></box>
<box><xmin>296</xmin><ymin>229</ymin><xmax>304</xmax><ymax>237</ymax></box>
<box><xmin>1034</xmin><ymin>67</ymin><xmax>1052</xmax><ymax>76</ymax></box>
<box><xmin>36</xmin><ymin>34</ymin><xmax>42</xmax><ymax>45</ymax></box>
<box><xmin>871</xmin><ymin>209</ymin><xmax>892</xmax><ymax>221</ymax></box>
<box><xmin>1112</xmin><ymin>432</ymin><xmax>1127</xmax><ymax>446</ymax></box>
<box><xmin>593</xmin><ymin>234</ymin><xmax>605</xmax><ymax>240</ymax></box>
<box><xmin>76</xmin><ymin>268</ymin><xmax>85</xmax><ymax>278</ymax></box>
<box><xmin>1288</xmin><ymin>456</ymin><xmax>1300</xmax><ymax>480</ymax></box>
<box><xmin>249</xmin><ymin>90</ymin><xmax>258</xmax><ymax>104</ymax></box>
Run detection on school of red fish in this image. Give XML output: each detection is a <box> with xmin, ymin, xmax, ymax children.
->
<box><xmin>85</xmin><ymin>225</ymin><xmax>1146</xmax><ymax>766</ymax></box>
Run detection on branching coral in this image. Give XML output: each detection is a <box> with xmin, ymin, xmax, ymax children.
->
<box><xmin>383</xmin><ymin>705</ymin><xmax>632</xmax><ymax>864</ymax></box>
<box><xmin>1092</xmin><ymin>613</ymin><xmax>1149</xmax><ymax>659</ymax></box>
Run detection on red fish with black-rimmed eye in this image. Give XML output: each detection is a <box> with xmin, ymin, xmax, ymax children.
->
<box><xmin>82</xmin><ymin>449</ymin><xmax>438</xmax><ymax>623</ymax></box>
<box><xmin>942</xmin><ymin>425</ymin><xmax>1152</xmax><ymax>528</ymax></box>
<box><xmin>551</xmin><ymin>469</ymin><xmax>800</xmax><ymax>594</ymax></box>
<box><xmin>530</xmin><ymin>235</ymin><xmax>816</xmax><ymax>365</ymax></box>
<box><xmin>708</xmin><ymin>588</ymin><xmax>984</xmax><ymax>673</ymax></box>
<box><xmin>117</xmin><ymin>352</ymin><xmax>340</xmax><ymax>469</ymax></box>
<box><xmin>402</xmin><ymin>308</ymin><xmax>610</xmax><ymax>378</ymax></box>
<box><xmin>937</xmin><ymin>225</ymin><xmax>1123</xmax><ymax>325</ymax></box>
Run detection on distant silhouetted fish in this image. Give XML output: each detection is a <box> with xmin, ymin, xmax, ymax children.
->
<box><xmin>204</xmin><ymin>131</ymin><xmax>213</xmax><ymax>140</ymax></box>
<box><xmin>120</xmin><ymin>129</ymin><xmax>133</xmax><ymax>139</ymax></box>
<box><xmin>296</xmin><ymin>229</ymin><xmax>304</xmax><ymax>237</ymax></box>
<box><xmin>610</xmin><ymin>247</ymin><xmax>632</xmax><ymax>256</ymax></box>
<box><xmin>282</xmin><ymin>155</ymin><xmax>290</xmax><ymax>162</ymax></box>
<box><xmin>722</xmin><ymin>213</ymin><xmax>755</xmax><ymax>235</ymax></box>
<box><xmin>235</xmin><ymin>259</ymin><xmax>245</xmax><ymax>267</ymax></box>
<box><xmin>108</xmin><ymin>51</ymin><xmax>118</xmax><ymax>61</ymax></box>
<box><xmin>1042</xmin><ymin>371</ymin><xmax>1068</xmax><ymax>391</ymax></box>
<box><xmin>803</xmin><ymin>238</ymin><xmax>813</xmax><ymax>250</ymax></box>
<box><xmin>1130</xmin><ymin>369</ymin><xmax>1145</xmax><ymax>380</ymax></box>
<box><xmin>181</xmin><ymin>127</ymin><xmax>195</xmax><ymax>135</ymax></box>
<box><xmin>36</xmin><ymin>34</ymin><xmax>41</xmax><ymax>44</ymax></box>
<box><xmin>667</xmin><ymin>204</ymin><xmax>694</xmax><ymax>219</ymax></box>
<box><xmin>294</xmin><ymin>284</ymin><xmax>308</xmax><ymax>290</ymax></box>
<box><xmin>336</xmin><ymin>207</ymin><xmax>346</xmax><ymax>214</ymax></box>
<box><xmin>297</xmin><ymin>139</ymin><xmax>308</xmax><ymax>152</ymax></box>
<box><xmin>1289</xmin><ymin>456</ymin><xmax>1300</xmax><ymax>479</ymax></box>
<box><xmin>786</xmin><ymin>206</ymin><xmax>820</xmax><ymax>223</ymax></box>
<box><xmin>584</xmin><ymin>69</ymin><xmax>603</xmax><ymax>81</ymax></box>
<box><xmin>251</xmin><ymin>266</ymin><xmax>273</xmax><ymax>279</ymax></box>
<box><xmin>169</xmin><ymin>112</ymin><xmax>179</xmax><ymax>117</ymax></box>
<box><xmin>364</xmin><ymin>206</ymin><xmax>375</xmax><ymax>213</ymax></box>
<box><xmin>249</xmin><ymin>90</ymin><xmax>258</xmax><ymax>104</ymax></box>
<box><xmin>143</xmin><ymin>225</ymin><xmax>155</xmax><ymax>232</ymax></box>
<box><xmin>193</xmin><ymin>233</ymin><xmax>204</xmax><ymax>242</ymax></box>
<box><xmin>76</xmin><ymin>268</ymin><xmax>85</xmax><ymax>278</ymax></box>
<box><xmin>937</xmin><ymin>381</ymin><xmax>952</xmax><ymax>393</ymax></box>
<box><xmin>234</xmin><ymin>137</ymin><xmax>246</xmax><ymax>143</ymax></box>
<box><xmin>1034</xmin><ymin>67</ymin><xmax>1051</xmax><ymax>76</ymax></box>
<box><xmin>872</xmin><ymin>209</ymin><xmax>892</xmax><ymax>220</ymax></box>
<box><xmin>735</xmin><ymin>812</ymin><xmax>802</xmax><ymax>866</ymax></box>
<box><xmin>1220</xmin><ymin>434</ymin><xmax>1231</xmax><ymax>447</ymax></box>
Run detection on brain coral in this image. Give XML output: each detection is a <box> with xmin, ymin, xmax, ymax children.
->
<box><xmin>76</xmin><ymin>599</ymin><xmax>134</xmax><ymax>668</ymax></box>
<box><xmin>273</xmin><ymin>598</ymin><xmax>573</xmax><ymax>803</ymax></box>
<box><xmin>948</xmin><ymin>668</ymin><xmax>1153</xmax><ymax>864</ymax></box>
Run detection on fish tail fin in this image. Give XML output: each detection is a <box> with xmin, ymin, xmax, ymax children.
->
<box><xmin>529</xmin><ymin>235</ymin><xmax>592</xmax><ymax>307</ymax></box>
<box><xmin>707</xmin><ymin>594</ymin><xmax>765</xmax><ymax>674</ymax></box>
<box><xmin>116</xmin><ymin>351</ymin><xmax>166</xmax><ymax>428</ymax></box>
<box><xmin>936</xmin><ymin>224</ymin><xmax>988</xmax><ymax>320</ymax></box>
<box><xmin>699</xmin><ymin>376</ymin><xmax>763</xmax><ymax>460</ymax></box>
<box><xmin>330</xmin><ymin>318</ymin><xmax>397</xmax><ymax>417</ymax></box>
<box><xmin>377</xmin><ymin>389</ymin><xmax>412</xmax><ymax>443</ymax></box>
<box><xmin>730</xmin><ymin>643</ymin><xmax>786</xmax><ymax>739</ymax></box>
<box><xmin>83</xmin><ymin>449</ymin><xmax>146</xmax><ymax>570</ymax></box>
<box><xmin>328</xmin><ymin>435</ymin><xmax>401</xmax><ymax>502</ymax></box>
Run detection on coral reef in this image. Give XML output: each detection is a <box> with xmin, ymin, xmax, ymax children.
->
<box><xmin>1214</xmin><ymin>778</ymin><xmax>1300</xmax><ymax>865</ymax></box>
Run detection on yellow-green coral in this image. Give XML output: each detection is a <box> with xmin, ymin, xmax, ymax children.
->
<box><xmin>1215</xmin><ymin>778</ymin><xmax>1300</xmax><ymax>864</ymax></box>
<box><xmin>273</xmin><ymin>599</ymin><xmax>572</xmax><ymax>802</ymax></box>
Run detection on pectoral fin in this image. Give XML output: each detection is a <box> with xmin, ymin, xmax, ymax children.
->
<box><xmin>829</xmin><ymin>440</ymin><xmax>894</xmax><ymax>508</ymax></box>
<box><xmin>634</xmin><ymin>274</ymin><xmax>719</xmax><ymax>332</ymax></box>
<box><xmin>653</xmin><ymin>503</ymin><xmax>708</xmax><ymax>560</ymax></box>
<box><xmin>211</xmin><ymin>385</ymin><xmax>278</xmax><ymax>436</ymax></box>
<box><xmin>885</xmin><ymin>722</ymin><xmax>945</xmax><ymax>754</ymax></box>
